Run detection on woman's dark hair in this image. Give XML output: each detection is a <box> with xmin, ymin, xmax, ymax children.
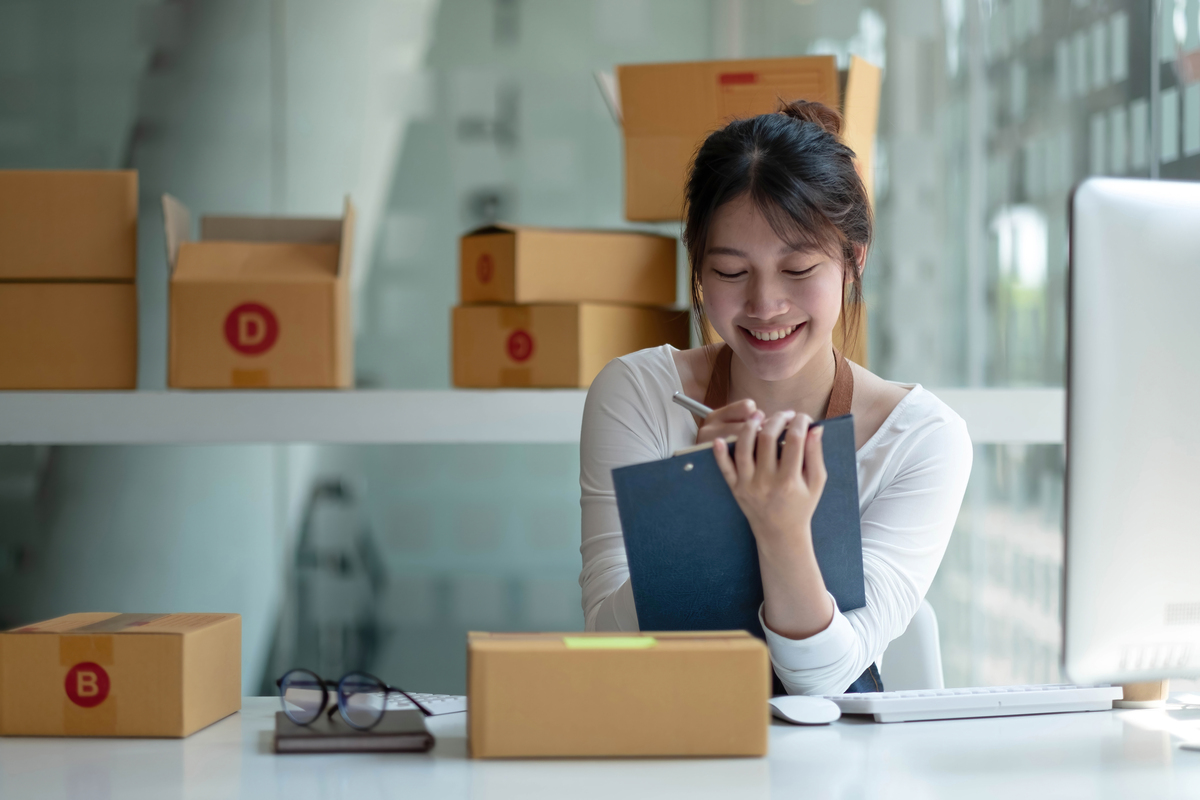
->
<box><xmin>682</xmin><ymin>99</ymin><xmax>872</xmax><ymax>352</ymax></box>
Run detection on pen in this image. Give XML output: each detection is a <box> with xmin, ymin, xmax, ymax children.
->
<box><xmin>672</xmin><ymin>392</ymin><xmax>714</xmax><ymax>419</ymax></box>
<box><xmin>672</xmin><ymin>391</ymin><xmax>830</xmax><ymax>428</ymax></box>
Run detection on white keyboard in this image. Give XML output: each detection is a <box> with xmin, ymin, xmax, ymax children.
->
<box><xmin>824</xmin><ymin>684</ymin><xmax>1124</xmax><ymax>723</ymax></box>
<box><xmin>384</xmin><ymin>692</ymin><xmax>467</xmax><ymax>716</ymax></box>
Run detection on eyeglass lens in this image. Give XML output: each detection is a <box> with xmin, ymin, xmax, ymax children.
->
<box><xmin>337</xmin><ymin>672</ymin><xmax>387</xmax><ymax>730</ymax></box>
<box><xmin>279</xmin><ymin>669</ymin><xmax>325</xmax><ymax>725</ymax></box>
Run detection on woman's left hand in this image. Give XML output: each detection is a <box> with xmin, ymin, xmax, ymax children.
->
<box><xmin>712</xmin><ymin>410</ymin><xmax>827</xmax><ymax>555</ymax></box>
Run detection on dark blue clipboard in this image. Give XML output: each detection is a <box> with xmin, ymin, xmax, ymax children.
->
<box><xmin>611</xmin><ymin>414</ymin><xmax>864</xmax><ymax>638</ymax></box>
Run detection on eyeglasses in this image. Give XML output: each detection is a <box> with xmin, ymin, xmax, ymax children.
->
<box><xmin>276</xmin><ymin>668</ymin><xmax>432</xmax><ymax>731</ymax></box>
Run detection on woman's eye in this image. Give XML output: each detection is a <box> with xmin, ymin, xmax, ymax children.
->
<box><xmin>712</xmin><ymin>269</ymin><xmax>747</xmax><ymax>279</ymax></box>
<box><xmin>784</xmin><ymin>267</ymin><xmax>817</xmax><ymax>277</ymax></box>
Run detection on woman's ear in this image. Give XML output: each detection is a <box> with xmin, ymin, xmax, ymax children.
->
<box><xmin>848</xmin><ymin>244</ymin><xmax>868</xmax><ymax>282</ymax></box>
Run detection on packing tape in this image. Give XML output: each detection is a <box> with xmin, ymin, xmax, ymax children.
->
<box><xmin>500</xmin><ymin>368</ymin><xmax>531</xmax><ymax>387</ymax></box>
<box><xmin>63</xmin><ymin>696</ymin><xmax>117</xmax><ymax>735</ymax></box>
<box><xmin>499</xmin><ymin>306</ymin><xmax>532</xmax><ymax>328</ymax></box>
<box><xmin>59</xmin><ymin>636</ymin><xmax>113</xmax><ymax>666</ymax></box>
<box><xmin>60</xmin><ymin>636</ymin><xmax>117</xmax><ymax>735</ymax></box>
<box><xmin>231</xmin><ymin>369</ymin><xmax>269</xmax><ymax>387</ymax></box>
<box><xmin>562</xmin><ymin>637</ymin><xmax>657</xmax><ymax>650</ymax></box>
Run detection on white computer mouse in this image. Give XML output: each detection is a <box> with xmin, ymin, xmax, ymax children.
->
<box><xmin>769</xmin><ymin>695</ymin><xmax>841</xmax><ymax>725</ymax></box>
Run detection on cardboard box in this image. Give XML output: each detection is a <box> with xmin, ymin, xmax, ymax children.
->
<box><xmin>460</xmin><ymin>225</ymin><xmax>677</xmax><ymax>306</ymax></box>
<box><xmin>0</xmin><ymin>282</ymin><xmax>137</xmax><ymax>389</ymax></box>
<box><xmin>163</xmin><ymin>194</ymin><xmax>356</xmax><ymax>389</ymax></box>
<box><xmin>467</xmin><ymin>631</ymin><xmax>769</xmax><ymax>758</ymax></box>
<box><xmin>0</xmin><ymin>170</ymin><xmax>138</xmax><ymax>280</ymax></box>
<box><xmin>617</xmin><ymin>55</ymin><xmax>881</xmax><ymax>221</ymax></box>
<box><xmin>452</xmin><ymin>303</ymin><xmax>689</xmax><ymax>388</ymax></box>
<box><xmin>0</xmin><ymin>613</ymin><xmax>241</xmax><ymax>738</ymax></box>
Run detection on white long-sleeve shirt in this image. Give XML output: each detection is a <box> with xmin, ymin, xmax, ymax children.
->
<box><xmin>579</xmin><ymin>345</ymin><xmax>973</xmax><ymax>695</ymax></box>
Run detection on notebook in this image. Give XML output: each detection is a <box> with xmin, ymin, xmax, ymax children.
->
<box><xmin>611</xmin><ymin>414</ymin><xmax>864</xmax><ymax>637</ymax></box>
<box><xmin>273</xmin><ymin>709</ymin><xmax>434</xmax><ymax>754</ymax></box>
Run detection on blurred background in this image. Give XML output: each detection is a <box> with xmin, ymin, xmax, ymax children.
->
<box><xmin>0</xmin><ymin>0</ymin><xmax>1195</xmax><ymax>694</ymax></box>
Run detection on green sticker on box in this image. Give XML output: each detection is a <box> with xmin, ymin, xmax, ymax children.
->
<box><xmin>562</xmin><ymin>637</ymin><xmax>657</xmax><ymax>649</ymax></box>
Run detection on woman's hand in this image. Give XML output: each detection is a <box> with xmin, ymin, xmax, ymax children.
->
<box><xmin>695</xmin><ymin>399</ymin><xmax>764</xmax><ymax>446</ymax></box>
<box><xmin>712</xmin><ymin>411</ymin><xmax>828</xmax><ymax>555</ymax></box>
<box><xmin>713</xmin><ymin>411</ymin><xmax>833</xmax><ymax>640</ymax></box>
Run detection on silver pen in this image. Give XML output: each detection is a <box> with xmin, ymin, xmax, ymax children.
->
<box><xmin>672</xmin><ymin>392</ymin><xmax>714</xmax><ymax>419</ymax></box>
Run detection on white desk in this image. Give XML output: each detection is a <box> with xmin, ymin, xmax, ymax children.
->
<box><xmin>2</xmin><ymin>697</ymin><xmax>1199</xmax><ymax>799</ymax></box>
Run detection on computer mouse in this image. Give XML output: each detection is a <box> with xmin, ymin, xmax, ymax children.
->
<box><xmin>769</xmin><ymin>695</ymin><xmax>841</xmax><ymax>725</ymax></box>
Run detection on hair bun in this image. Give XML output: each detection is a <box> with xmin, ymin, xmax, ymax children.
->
<box><xmin>778</xmin><ymin>100</ymin><xmax>842</xmax><ymax>137</ymax></box>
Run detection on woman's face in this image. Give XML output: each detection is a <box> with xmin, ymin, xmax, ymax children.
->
<box><xmin>701</xmin><ymin>193</ymin><xmax>848</xmax><ymax>382</ymax></box>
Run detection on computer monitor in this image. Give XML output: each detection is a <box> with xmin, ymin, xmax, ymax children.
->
<box><xmin>1063</xmin><ymin>177</ymin><xmax>1200</xmax><ymax>685</ymax></box>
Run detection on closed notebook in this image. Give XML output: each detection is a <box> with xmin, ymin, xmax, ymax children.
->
<box><xmin>612</xmin><ymin>414</ymin><xmax>864</xmax><ymax>637</ymax></box>
<box><xmin>273</xmin><ymin>710</ymin><xmax>434</xmax><ymax>754</ymax></box>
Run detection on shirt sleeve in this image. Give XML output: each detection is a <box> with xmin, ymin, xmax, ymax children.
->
<box><xmin>579</xmin><ymin>358</ymin><xmax>669</xmax><ymax>631</ymax></box>
<box><xmin>765</xmin><ymin>408</ymin><xmax>973</xmax><ymax>695</ymax></box>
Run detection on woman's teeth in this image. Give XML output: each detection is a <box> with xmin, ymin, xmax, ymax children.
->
<box><xmin>749</xmin><ymin>325</ymin><xmax>798</xmax><ymax>342</ymax></box>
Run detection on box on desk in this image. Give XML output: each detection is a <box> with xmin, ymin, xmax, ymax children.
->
<box><xmin>0</xmin><ymin>613</ymin><xmax>241</xmax><ymax>738</ymax></box>
<box><xmin>452</xmin><ymin>303</ymin><xmax>689</xmax><ymax>388</ymax></box>
<box><xmin>460</xmin><ymin>225</ymin><xmax>677</xmax><ymax>306</ymax></box>
<box><xmin>162</xmin><ymin>194</ymin><xmax>356</xmax><ymax>389</ymax></box>
<box><xmin>467</xmin><ymin>631</ymin><xmax>770</xmax><ymax>758</ymax></box>
<box><xmin>617</xmin><ymin>55</ymin><xmax>881</xmax><ymax>221</ymax></box>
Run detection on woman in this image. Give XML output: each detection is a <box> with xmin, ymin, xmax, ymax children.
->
<box><xmin>579</xmin><ymin>100</ymin><xmax>973</xmax><ymax>696</ymax></box>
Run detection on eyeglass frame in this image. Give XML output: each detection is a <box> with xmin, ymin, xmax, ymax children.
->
<box><xmin>275</xmin><ymin>668</ymin><xmax>433</xmax><ymax>731</ymax></box>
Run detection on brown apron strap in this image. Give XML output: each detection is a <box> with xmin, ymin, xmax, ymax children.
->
<box><xmin>702</xmin><ymin>344</ymin><xmax>735</xmax><ymax>411</ymax></box>
<box><xmin>826</xmin><ymin>347</ymin><xmax>854</xmax><ymax>418</ymax></box>
<box><xmin>701</xmin><ymin>344</ymin><xmax>854</xmax><ymax>419</ymax></box>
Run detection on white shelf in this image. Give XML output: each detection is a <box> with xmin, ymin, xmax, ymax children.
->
<box><xmin>0</xmin><ymin>388</ymin><xmax>1063</xmax><ymax>445</ymax></box>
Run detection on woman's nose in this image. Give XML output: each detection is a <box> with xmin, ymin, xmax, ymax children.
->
<box><xmin>744</xmin><ymin>275</ymin><xmax>789</xmax><ymax>319</ymax></box>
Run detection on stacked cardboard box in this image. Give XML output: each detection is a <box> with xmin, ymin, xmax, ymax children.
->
<box><xmin>0</xmin><ymin>171</ymin><xmax>139</xmax><ymax>389</ymax></box>
<box><xmin>162</xmin><ymin>195</ymin><xmax>356</xmax><ymax>389</ymax></box>
<box><xmin>452</xmin><ymin>225</ymin><xmax>688</xmax><ymax>388</ymax></box>
<box><xmin>615</xmin><ymin>55</ymin><xmax>881</xmax><ymax>366</ymax></box>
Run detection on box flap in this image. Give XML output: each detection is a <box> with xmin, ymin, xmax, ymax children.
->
<box><xmin>337</xmin><ymin>196</ymin><xmax>356</xmax><ymax>278</ymax></box>
<box><xmin>594</xmin><ymin>69</ymin><xmax>622</xmax><ymax>125</ymax></box>
<box><xmin>162</xmin><ymin>194</ymin><xmax>192</xmax><ymax>276</ymax></box>
<box><xmin>200</xmin><ymin>215</ymin><xmax>342</xmax><ymax>244</ymax></box>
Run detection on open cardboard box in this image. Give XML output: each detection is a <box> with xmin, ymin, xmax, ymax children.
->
<box><xmin>163</xmin><ymin>195</ymin><xmax>356</xmax><ymax>389</ymax></box>
<box><xmin>613</xmin><ymin>55</ymin><xmax>881</xmax><ymax>222</ymax></box>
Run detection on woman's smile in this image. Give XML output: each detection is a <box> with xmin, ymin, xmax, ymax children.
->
<box><xmin>739</xmin><ymin>321</ymin><xmax>805</xmax><ymax>350</ymax></box>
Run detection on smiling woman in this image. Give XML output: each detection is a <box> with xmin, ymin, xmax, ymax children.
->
<box><xmin>579</xmin><ymin>99</ymin><xmax>973</xmax><ymax>697</ymax></box>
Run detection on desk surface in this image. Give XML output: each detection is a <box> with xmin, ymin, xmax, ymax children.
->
<box><xmin>2</xmin><ymin>697</ymin><xmax>1199</xmax><ymax>799</ymax></box>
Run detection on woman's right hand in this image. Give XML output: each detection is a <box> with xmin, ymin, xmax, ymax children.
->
<box><xmin>695</xmin><ymin>399</ymin><xmax>765</xmax><ymax>446</ymax></box>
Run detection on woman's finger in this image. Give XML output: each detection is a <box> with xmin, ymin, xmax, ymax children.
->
<box><xmin>708</xmin><ymin>399</ymin><xmax>758</xmax><ymax>423</ymax></box>
<box><xmin>804</xmin><ymin>424</ymin><xmax>828</xmax><ymax>494</ymax></box>
<box><xmin>780</xmin><ymin>419</ymin><xmax>807</xmax><ymax>478</ymax></box>
<box><xmin>734</xmin><ymin>417</ymin><xmax>758</xmax><ymax>482</ymax></box>
<box><xmin>756</xmin><ymin>411</ymin><xmax>795</xmax><ymax>477</ymax></box>
<box><xmin>696</xmin><ymin>421</ymin><xmax>759</xmax><ymax>445</ymax></box>
<box><xmin>712</xmin><ymin>437</ymin><xmax>739</xmax><ymax>488</ymax></box>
